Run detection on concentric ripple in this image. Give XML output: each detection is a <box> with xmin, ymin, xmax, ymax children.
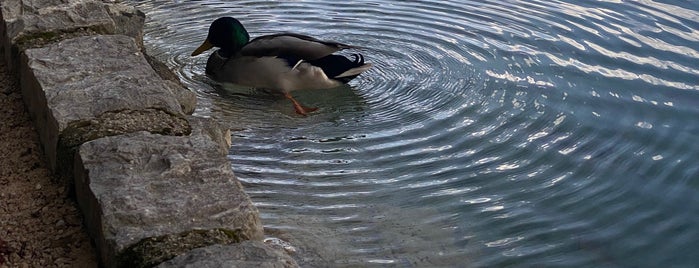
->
<box><xmin>126</xmin><ymin>0</ymin><xmax>699</xmax><ymax>267</ymax></box>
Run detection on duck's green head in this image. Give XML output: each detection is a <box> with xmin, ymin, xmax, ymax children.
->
<box><xmin>192</xmin><ymin>17</ymin><xmax>250</xmax><ymax>56</ymax></box>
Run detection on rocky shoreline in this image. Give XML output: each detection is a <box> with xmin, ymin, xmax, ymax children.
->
<box><xmin>0</xmin><ymin>44</ymin><xmax>97</xmax><ymax>268</ymax></box>
<box><xmin>1</xmin><ymin>1</ymin><xmax>296</xmax><ymax>267</ymax></box>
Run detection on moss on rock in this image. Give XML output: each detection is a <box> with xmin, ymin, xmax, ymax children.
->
<box><xmin>116</xmin><ymin>228</ymin><xmax>246</xmax><ymax>268</ymax></box>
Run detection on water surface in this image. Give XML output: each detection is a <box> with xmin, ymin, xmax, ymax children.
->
<box><xmin>127</xmin><ymin>1</ymin><xmax>698</xmax><ymax>267</ymax></box>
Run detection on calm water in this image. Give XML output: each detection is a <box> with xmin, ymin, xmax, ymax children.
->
<box><xmin>126</xmin><ymin>1</ymin><xmax>698</xmax><ymax>267</ymax></box>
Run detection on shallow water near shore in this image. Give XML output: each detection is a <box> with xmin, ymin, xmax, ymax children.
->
<box><xmin>126</xmin><ymin>1</ymin><xmax>698</xmax><ymax>266</ymax></box>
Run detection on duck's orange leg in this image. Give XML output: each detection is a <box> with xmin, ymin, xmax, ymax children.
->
<box><xmin>284</xmin><ymin>92</ymin><xmax>318</xmax><ymax>116</ymax></box>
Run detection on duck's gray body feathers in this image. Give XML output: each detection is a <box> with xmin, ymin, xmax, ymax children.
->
<box><xmin>192</xmin><ymin>16</ymin><xmax>372</xmax><ymax>115</ymax></box>
<box><xmin>241</xmin><ymin>33</ymin><xmax>355</xmax><ymax>60</ymax></box>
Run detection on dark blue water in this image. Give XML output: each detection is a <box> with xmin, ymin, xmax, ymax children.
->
<box><xmin>127</xmin><ymin>1</ymin><xmax>699</xmax><ymax>267</ymax></box>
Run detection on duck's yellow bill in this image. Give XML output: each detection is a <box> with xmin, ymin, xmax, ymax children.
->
<box><xmin>191</xmin><ymin>39</ymin><xmax>213</xmax><ymax>56</ymax></box>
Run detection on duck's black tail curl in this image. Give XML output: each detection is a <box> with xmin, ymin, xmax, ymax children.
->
<box><xmin>308</xmin><ymin>53</ymin><xmax>367</xmax><ymax>83</ymax></box>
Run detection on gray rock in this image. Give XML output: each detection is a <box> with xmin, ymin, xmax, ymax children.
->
<box><xmin>165</xmin><ymin>79</ymin><xmax>198</xmax><ymax>115</ymax></box>
<box><xmin>0</xmin><ymin>0</ymin><xmax>145</xmax><ymax>68</ymax></box>
<box><xmin>74</xmin><ymin>125</ymin><xmax>263</xmax><ymax>268</ymax></box>
<box><xmin>187</xmin><ymin>116</ymin><xmax>232</xmax><ymax>155</ymax></box>
<box><xmin>144</xmin><ymin>53</ymin><xmax>197</xmax><ymax>114</ymax></box>
<box><xmin>157</xmin><ymin>241</ymin><xmax>299</xmax><ymax>268</ymax></box>
<box><xmin>19</xmin><ymin>34</ymin><xmax>190</xmax><ymax>173</ymax></box>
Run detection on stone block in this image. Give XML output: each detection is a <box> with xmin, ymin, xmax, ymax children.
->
<box><xmin>187</xmin><ymin>115</ymin><xmax>232</xmax><ymax>155</ymax></box>
<box><xmin>20</xmin><ymin>34</ymin><xmax>194</xmax><ymax>174</ymax></box>
<box><xmin>144</xmin><ymin>53</ymin><xmax>197</xmax><ymax>114</ymax></box>
<box><xmin>74</xmin><ymin>125</ymin><xmax>263</xmax><ymax>267</ymax></box>
<box><xmin>157</xmin><ymin>241</ymin><xmax>299</xmax><ymax>268</ymax></box>
<box><xmin>0</xmin><ymin>0</ymin><xmax>145</xmax><ymax>68</ymax></box>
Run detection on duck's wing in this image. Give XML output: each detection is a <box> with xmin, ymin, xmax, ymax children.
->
<box><xmin>240</xmin><ymin>33</ymin><xmax>356</xmax><ymax>60</ymax></box>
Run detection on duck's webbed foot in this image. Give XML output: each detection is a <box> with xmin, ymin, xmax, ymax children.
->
<box><xmin>284</xmin><ymin>92</ymin><xmax>318</xmax><ymax>116</ymax></box>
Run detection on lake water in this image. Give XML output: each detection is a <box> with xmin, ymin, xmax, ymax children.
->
<box><xmin>125</xmin><ymin>1</ymin><xmax>698</xmax><ymax>267</ymax></box>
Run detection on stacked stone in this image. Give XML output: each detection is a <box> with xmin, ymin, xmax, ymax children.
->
<box><xmin>0</xmin><ymin>1</ymin><xmax>297</xmax><ymax>267</ymax></box>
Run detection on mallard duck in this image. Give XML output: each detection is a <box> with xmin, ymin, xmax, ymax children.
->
<box><xmin>191</xmin><ymin>17</ymin><xmax>372</xmax><ymax>115</ymax></box>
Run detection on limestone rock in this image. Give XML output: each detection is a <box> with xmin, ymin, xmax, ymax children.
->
<box><xmin>187</xmin><ymin>116</ymin><xmax>232</xmax><ymax>155</ymax></box>
<box><xmin>0</xmin><ymin>0</ymin><xmax>145</xmax><ymax>67</ymax></box>
<box><xmin>74</xmin><ymin>127</ymin><xmax>263</xmax><ymax>268</ymax></box>
<box><xmin>20</xmin><ymin>34</ymin><xmax>190</xmax><ymax>173</ymax></box>
<box><xmin>156</xmin><ymin>241</ymin><xmax>299</xmax><ymax>268</ymax></box>
<box><xmin>144</xmin><ymin>53</ymin><xmax>197</xmax><ymax>114</ymax></box>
